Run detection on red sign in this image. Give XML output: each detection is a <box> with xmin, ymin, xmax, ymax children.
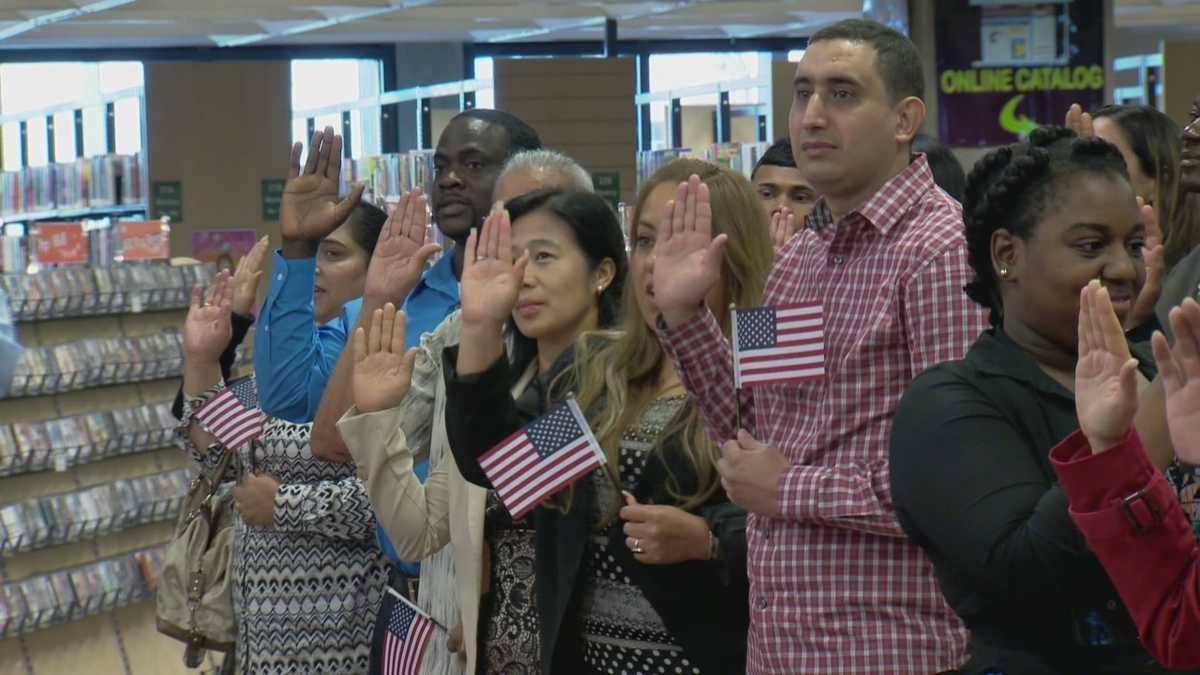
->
<box><xmin>118</xmin><ymin>220</ymin><xmax>170</xmax><ymax>261</ymax></box>
<box><xmin>34</xmin><ymin>222</ymin><xmax>88</xmax><ymax>265</ymax></box>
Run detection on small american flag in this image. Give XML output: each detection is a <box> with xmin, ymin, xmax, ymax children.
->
<box><xmin>732</xmin><ymin>302</ymin><xmax>824</xmax><ymax>388</ymax></box>
<box><xmin>381</xmin><ymin>589</ymin><xmax>433</xmax><ymax>675</ymax></box>
<box><xmin>479</xmin><ymin>398</ymin><xmax>605</xmax><ymax>520</ymax></box>
<box><xmin>194</xmin><ymin>377</ymin><xmax>263</xmax><ymax>449</ymax></box>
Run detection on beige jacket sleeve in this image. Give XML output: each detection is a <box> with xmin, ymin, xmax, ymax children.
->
<box><xmin>337</xmin><ymin>403</ymin><xmax>451</xmax><ymax>560</ymax></box>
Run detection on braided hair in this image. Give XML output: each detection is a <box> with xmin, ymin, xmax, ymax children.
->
<box><xmin>963</xmin><ymin>126</ymin><xmax>1130</xmax><ymax>325</ymax></box>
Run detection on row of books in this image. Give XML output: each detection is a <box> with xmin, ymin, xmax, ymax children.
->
<box><xmin>1</xmin><ymin>263</ymin><xmax>216</xmax><ymax>321</ymax></box>
<box><xmin>0</xmin><ymin>400</ymin><xmax>178</xmax><ymax>477</ymax></box>
<box><xmin>635</xmin><ymin>142</ymin><xmax>772</xmax><ymax>184</ymax></box>
<box><xmin>0</xmin><ymin>545</ymin><xmax>165</xmax><ymax>637</ymax></box>
<box><xmin>0</xmin><ymin>155</ymin><xmax>142</xmax><ymax>217</ymax></box>
<box><xmin>0</xmin><ymin>469</ymin><xmax>190</xmax><ymax>554</ymax></box>
<box><xmin>7</xmin><ymin>330</ymin><xmax>184</xmax><ymax>399</ymax></box>
<box><xmin>341</xmin><ymin>150</ymin><xmax>437</xmax><ymax>206</ymax></box>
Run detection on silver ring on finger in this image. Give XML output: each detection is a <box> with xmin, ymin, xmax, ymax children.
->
<box><xmin>630</xmin><ymin>537</ymin><xmax>644</xmax><ymax>554</ymax></box>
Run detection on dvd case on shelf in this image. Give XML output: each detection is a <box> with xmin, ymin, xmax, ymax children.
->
<box><xmin>1</xmin><ymin>544</ymin><xmax>167</xmax><ymax>637</ymax></box>
<box><xmin>0</xmin><ymin>468</ymin><xmax>189</xmax><ymax>553</ymax></box>
<box><xmin>0</xmin><ymin>399</ymin><xmax>178</xmax><ymax>476</ymax></box>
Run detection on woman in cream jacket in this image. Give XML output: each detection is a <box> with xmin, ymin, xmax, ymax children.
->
<box><xmin>336</xmin><ymin>306</ymin><xmax>493</xmax><ymax>675</ymax></box>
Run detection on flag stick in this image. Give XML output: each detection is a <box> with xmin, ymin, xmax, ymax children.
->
<box><xmin>730</xmin><ymin>302</ymin><xmax>742</xmax><ymax>432</ymax></box>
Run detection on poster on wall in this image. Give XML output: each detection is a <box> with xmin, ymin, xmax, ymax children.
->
<box><xmin>191</xmin><ymin>229</ymin><xmax>259</xmax><ymax>272</ymax></box>
<box><xmin>935</xmin><ymin>0</ymin><xmax>1104</xmax><ymax>146</ymax></box>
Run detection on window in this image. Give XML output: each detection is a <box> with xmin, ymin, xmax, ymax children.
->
<box><xmin>291</xmin><ymin>59</ymin><xmax>382</xmax><ymax>158</ymax></box>
<box><xmin>0</xmin><ymin>61</ymin><xmax>143</xmax><ymax>169</ymax></box>
<box><xmin>645</xmin><ymin>52</ymin><xmax>772</xmax><ymax>150</ymax></box>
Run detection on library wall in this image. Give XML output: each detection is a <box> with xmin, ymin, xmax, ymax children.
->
<box><xmin>145</xmin><ymin>61</ymin><xmax>292</xmax><ymax>259</ymax></box>
<box><xmin>1164</xmin><ymin>40</ymin><xmax>1200</xmax><ymax>125</ymax></box>
<box><xmin>494</xmin><ymin>57</ymin><xmax>638</xmax><ymax>205</ymax></box>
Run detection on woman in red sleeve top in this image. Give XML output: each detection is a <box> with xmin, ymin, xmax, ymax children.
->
<box><xmin>1052</xmin><ymin>283</ymin><xmax>1200</xmax><ymax>669</ymax></box>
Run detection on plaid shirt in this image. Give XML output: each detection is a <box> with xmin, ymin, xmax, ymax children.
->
<box><xmin>659</xmin><ymin>155</ymin><xmax>987</xmax><ymax>674</ymax></box>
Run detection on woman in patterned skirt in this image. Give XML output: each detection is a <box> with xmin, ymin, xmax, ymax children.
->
<box><xmin>177</xmin><ymin>179</ymin><xmax>391</xmax><ymax>673</ymax></box>
<box><xmin>440</xmin><ymin>159</ymin><xmax>769</xmax><ymax>674</ymax></box>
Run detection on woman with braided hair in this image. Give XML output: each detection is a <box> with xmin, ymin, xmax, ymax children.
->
<box><xmin>889</xmin><ymin>126</ymin><xmax>1193</xmax><ymax>674</ymax></box>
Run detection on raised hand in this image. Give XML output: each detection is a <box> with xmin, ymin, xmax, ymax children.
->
<box><xmin>231</xmin><ymin>235</ymin><xmax>270</xmax><ymax>316</ymax></box>
<box><xmin>351</xmin><ymin>303</ymin><xmax>417</xmax><ymax>414</ymax></box>
<box><xmin>1065</xmin><ymin>103</ymin><xmax>1094</xmax><ymax>139</ymax></box>
<box><xmin>1075</xmin><ymin>280</ymin><xmax>1140</xmax><ymax>453</ymax></box>
<box><xmin>651</xmin><ymin>175</ymin><xmax>727</xmax><ymax>327</ymax></box>
<box><xmin>280</xmin><ymin>127</ymin><xmax>365</xmax><ymax>243</ymax></box>
<box><xmin>770</xmin><ymin>207</ymin><xmax>797</xmax><ymax>252</ymax></box>
<box><xmin>459</xmin><ymin>203</ymin><xmax>528</xmax><ymax>328</ymax></box>
<box><xmin>183</xmin><ymin>271</ymin><xmax>233</xmax><ymax>363</ymax></box>
<box><xmin>364</xmin><ymin>189</ymin><xmax>443</xmax><ymax>304</ymax></box>
<box><xmin>1128</xmin><ymin>196</ymin><xmax>1164</xmax><ymax>330</ymax></box>
<box><xmin>1152</xmin><ymin>298</ymin><xmax>1200</xmax><ymax>464</ymax></box>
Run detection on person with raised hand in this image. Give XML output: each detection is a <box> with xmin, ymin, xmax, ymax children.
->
<box><xmin>170</xmin><ymin>236</ymin><xmax>269</xmax><ymax>421</ymax></box>
<box><xmin>429</xmin><ymin>160</ymin><xmax>764</xmax><ymax>675</ymax></box>
<box><xmin>890</xmin><ymin>126</ymin><xmax>1186</xmax><ymax>674</ymax></box>
<box><xmin>652</xmin><ymin>19</ymin><xmax>986</xmax><ymax>673</ymax></box>
<box><xmin>1052</xmin><ymin>288</ymin><xmax>1200</xmax><ymax>669</ymax></box>
<box><xmin>341</xmin><ymin>188</ymin><xmax>627</xmax><ymax>674</ymax></box>
<box><xmin>253</xmin><ymin>126</ymin><xmax>387</xmax><ymax>422</ymax></box>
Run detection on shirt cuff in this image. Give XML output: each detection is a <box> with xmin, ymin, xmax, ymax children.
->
<box><xmin>655</xmin><ymin>306</ymin><xmax>723</xmax><ymax>364</ymax></box>
<box><xmin>1050</xmin><ymin>429</ymin><xmax>1157</xmax><ymax>514</ymax></box>
<box><xmin>778</xmin><ymin>462</ymin><xmax>819</xmax><ymax>522</ymax></box>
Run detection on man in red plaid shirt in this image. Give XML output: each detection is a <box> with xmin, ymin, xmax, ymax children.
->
<box><xmin>651</xmin><ymin>19</ymin><xmax>988</xmax><ymax>674</ymax></box>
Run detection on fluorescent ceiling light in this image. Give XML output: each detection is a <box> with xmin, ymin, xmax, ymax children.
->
<box><xmin>0</xmin><ymin>0</ymin><xmax>136</xmax><ymax>42</ymax></box>
<box><xmin>214</xmin><ymin>0</ymin><xmax>436</xmax><ymax>47</ymax></box>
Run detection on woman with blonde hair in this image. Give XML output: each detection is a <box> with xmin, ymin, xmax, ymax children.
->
<box><xmin>439</xmin><ymin>158</ymin><xmax>772</xmax><ymax>674</ymax></box>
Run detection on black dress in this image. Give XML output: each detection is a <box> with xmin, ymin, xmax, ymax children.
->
<box><xmin>440</xmin><ymin>346</ymin><xmax>749</xmax><ymax>675</ymax></box>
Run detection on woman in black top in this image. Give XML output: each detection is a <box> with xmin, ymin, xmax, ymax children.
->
<box><xmin>444</xmin><ymin>160</ymin><xmax>768</xmax><ymax>675</ymax></box>
<box><xmin>889</xmin><ymin>127</ymin><xmax>1189</xmax><ymax>675</ymax></box>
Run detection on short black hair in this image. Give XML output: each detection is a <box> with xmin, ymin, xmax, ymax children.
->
<box><xmin>752</xmin><ymin>138</ymin><xmax>796</xmax><ymax>178</ymax></box>
<box><xmin>963</xmin><ymin>126</ymin><xmax>1129</xmax><ymax>325</ymax></box>
<box><xmin>451</xmin><ymin>109</ymin><xmax>542</xmax><ymax>157</ymax></box>
<box><xmin>343</xmin><ymin>201</ymin><xmax>388</xmax><ymax>256</ymax></box>
<box><xmin>809</xmin><ymin>18</ymin><xmax>924</xmax><ymax>103</ymax></box>
<box><xmin>913</xmin><ymin>134</ymin><xmax>967</xmax><ymax>203</ymax></box>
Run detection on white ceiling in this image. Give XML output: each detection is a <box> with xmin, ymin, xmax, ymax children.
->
<box><xmin>0</xmin><ymin>0</ymin><xmax>861</xmax><ymax>49</ymax></box>
<box><xmin>0</xmin><ymin>0</ymin><xmax>1194</xmax><ymax>50</ymax></box>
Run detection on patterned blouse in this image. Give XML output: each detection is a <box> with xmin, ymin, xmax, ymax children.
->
<box><xmin>180</xmin><ymin>381</ymin><xmax>388</xmax><ymax>674</ymax></box>
<box><xmin>578</xmin><ymin>395</ymin><xmax>702</xmax><ymax>675</ymax></box>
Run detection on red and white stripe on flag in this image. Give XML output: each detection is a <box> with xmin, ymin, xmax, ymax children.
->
<box><xmin>194</xmin><ymin>387</ymin><xmax>263</xmax><ymax>450</ymax></box>
<box><xmin>382</xmin><ymin>589</ymin><xmax>434</xmax><ymax>675</ymax></box>
<box><xmin>732</xmin><ymin>302</ymin><xmax>824</xmax><ymax>388</ymax></box>
<box><xmin>478</xmin><ymin>398</ymin><xmax>605</xmax><ymax>520</ymax></box>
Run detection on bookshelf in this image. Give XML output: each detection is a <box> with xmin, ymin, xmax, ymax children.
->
<box><xmin>0</xmin><ymin>260</ymin><xmax>229</xmax><ymax>675</ymax></box>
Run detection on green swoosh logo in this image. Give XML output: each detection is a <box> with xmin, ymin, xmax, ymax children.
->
<box><xmin>1000</xmin><ymin>94</ymin><xmax>1039</xmax><ymax>138</ymax></box>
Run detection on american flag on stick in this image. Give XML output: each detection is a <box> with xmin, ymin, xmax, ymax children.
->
<box><xmin>194</xmin><ymin>376</ymin><xmax>263</xmax><ymax>449</ymax></box>
<box><xmin>479</xmin><ymin>398</ymin><xmax>605</xmax><ymax>520</ymax></box>
<box><xmin>379</xmin><ymin>588</ymin><xmax>434</xmax><ymax>675</ymax></box>
<box><xmin>732</xmin><ymin>302</ymin><xmax>825</xmax><ymax>388</ymax></box>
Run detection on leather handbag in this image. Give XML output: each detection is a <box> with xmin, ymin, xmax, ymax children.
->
<box><xmin>156</xmin><ymin>445</ymin><xmax>238</xmax><ymax>667</ymax></box>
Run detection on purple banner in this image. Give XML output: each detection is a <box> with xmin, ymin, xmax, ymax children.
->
<box><xmin>936</xmin><ymin>0</ymin><xmax>1104</xmax><ymax>147</ymax></box>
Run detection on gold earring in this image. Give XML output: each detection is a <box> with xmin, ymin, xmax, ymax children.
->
<box><xmin>998</xmin><ymin>265</ymin><xmax>1010</xmax><ymax>279</ymax></box>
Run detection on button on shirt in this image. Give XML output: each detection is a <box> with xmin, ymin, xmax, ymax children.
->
<box><xmin>657</xmin><ymin>155</ymin><xmax>987</xmax><ymax>674</ymax></box>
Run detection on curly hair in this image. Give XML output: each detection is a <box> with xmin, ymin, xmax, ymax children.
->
<box><xmin>963</xmin><ymin>126</ymin><xmax>1130</xmax><ymax>325</ymax></box>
